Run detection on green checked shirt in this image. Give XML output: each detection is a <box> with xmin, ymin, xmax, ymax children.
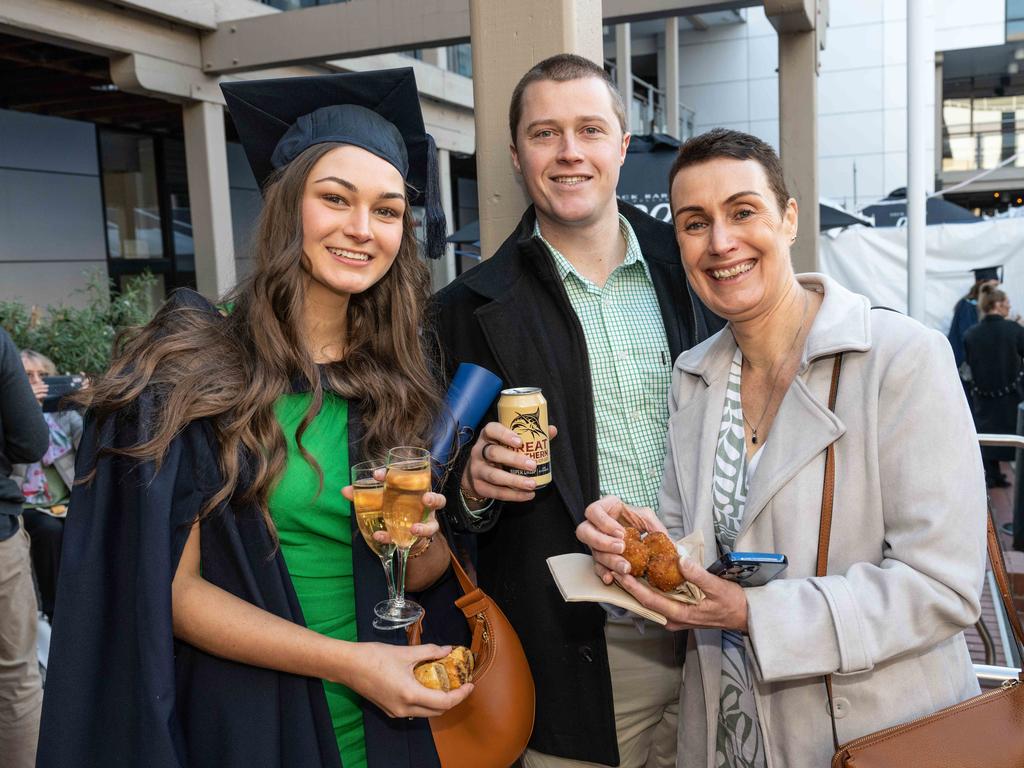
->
<box><xmin>535</xmin><ymin>216</ymin><xmax>672</xmax><ymax>512</ymax></box>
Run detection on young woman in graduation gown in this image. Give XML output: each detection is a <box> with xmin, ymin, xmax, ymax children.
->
<box><xmin>36</xmin><ymin>69</ymin><xmax>471</xmax><ymax>768</ymax></box>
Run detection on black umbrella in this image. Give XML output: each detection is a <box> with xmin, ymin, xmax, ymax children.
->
<box><xmin>861</xmin><ymin>191</ymin><xmax>979</xmax><ymax>227</ymax></box>
<box><xmin>820</xmin><ymin>200</ymin><xmax>873</xmax><ymax>230</ymax></box>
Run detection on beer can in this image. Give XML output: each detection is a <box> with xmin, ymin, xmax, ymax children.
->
<box><xmin>497</xmin><ymin>387</ymin><xmax>552</xmax><ymax>487</ymax></box>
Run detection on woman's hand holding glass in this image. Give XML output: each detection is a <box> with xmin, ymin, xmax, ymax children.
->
<box><xmin>343</xmin><ymin>455</ymin><xmax>445</xmax><ymax>630</ymax></box>
<box><xmin>577</xmin><ymin>495</ymin><xmax>750</xmax><ymax>633</ymax></box>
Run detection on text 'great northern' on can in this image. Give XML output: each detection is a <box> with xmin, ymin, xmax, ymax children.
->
<box><xmin>497</xmin><ymin>387</ymin><xmax>552</xmax><ymax>487</ymax></box>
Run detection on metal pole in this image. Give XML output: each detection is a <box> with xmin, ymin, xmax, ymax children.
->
<box><xmin>906</xmin><ymin>0</ymin><xmax>930</xmax><ymax>320</ymax></box>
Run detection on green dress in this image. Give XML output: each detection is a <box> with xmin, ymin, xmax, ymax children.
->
<box><xmin>268</xmin><ymin>391</ymin><xmax>367</xmax><ymax>768</ymax></box>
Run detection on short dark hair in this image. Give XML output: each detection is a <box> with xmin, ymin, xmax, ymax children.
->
<box><xmin>669</xmin><ymin>128</ymin><xmax>790</xmax><ymax>213</ymax></box>
<box><xmin>508</xmin><ymin>54</ymin><xmax>627</xmax><ymax>145</ymax></box>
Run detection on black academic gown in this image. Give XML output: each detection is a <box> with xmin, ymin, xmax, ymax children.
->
<box><xmin>37</xmin><ymin>383</ymin><xmax>464</xmax><ymax>768</ymax></box>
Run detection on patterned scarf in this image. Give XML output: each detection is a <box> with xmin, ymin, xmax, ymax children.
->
<box><xmin>21</xmin><ymin>413</ymin><xmax>73</xmax><ymax>505</ymax></box>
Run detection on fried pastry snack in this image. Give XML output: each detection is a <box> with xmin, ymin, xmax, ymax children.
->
<box><xmin>414</xmin><ymin>646</ymin><xmax>475</xmax><ymax>690</ymax></box>
<box><xmin>619</xmin><ymin>526</ymin><xmax>686</xmax><ymax>592</ymax></box>
<box><xmin>441</xmin><ymin>646</ymin><xmax>475</xmax><ymax>689</ymax></box>
<box><xmin>645</xmin><ymin>553</ymin><xmax>685</xmax><ymax>591</ymax></box>
<box><xmin>643</xmin><ymin>531</ymin><xmax>678</xmax><ymax>560</ymax></box>
<box><xmin>414</xmin><ymin>661</ymin><xmax>450</xmax><ymax>692</ymax></box>
<box><xmin>621</xmin><ymin>526</ymin><xmax>650</xmax><ymax>576</ymax></box>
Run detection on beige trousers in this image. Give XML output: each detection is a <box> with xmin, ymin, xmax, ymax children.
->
<box><xmin>0</xmin><ymin>518</ymin><xmax>42</xmax><ymax>768</ymax></box>
<box><xmin>522</xmin><ymin>621</ymin><xmax>682</xmax><ymax>768</ymax></box>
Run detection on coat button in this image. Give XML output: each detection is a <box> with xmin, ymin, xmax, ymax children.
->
<box><xmin>829</xmin><ymin>696</ymin><xmax>850</xmax><ymax>719</ymax></box>
<box><xmin>579</xmin><ymin>646</ymin><xmax>594</xmax><ymax>663</ymax></box>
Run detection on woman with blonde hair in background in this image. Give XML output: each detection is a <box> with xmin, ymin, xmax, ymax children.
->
<box><xmin>15</xmin><ymin>349</ymin><xmax>82</xmax><ymax>623</ymax></box>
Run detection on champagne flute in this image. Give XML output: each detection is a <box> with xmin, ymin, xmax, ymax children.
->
<box><xmin>351</xmin><ymin>460</ymin><xmax>413</xmax><ymax>630</ymax></box>
<box><xmin>378</xmin><ymin>446</ymin><xmax>431</xmax><ymax>626</ymax></box>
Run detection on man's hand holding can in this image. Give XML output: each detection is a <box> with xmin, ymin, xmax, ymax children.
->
<box><xmin>461</xmin><ymin>422</ymin><xmax>559</xmax><ymax>505</ymax></box>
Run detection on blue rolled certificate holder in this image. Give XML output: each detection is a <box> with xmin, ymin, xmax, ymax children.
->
<box><xmin>430</xmin><ymin>363</ymin><xmax>503</xmax><ymax>487</ymax></box>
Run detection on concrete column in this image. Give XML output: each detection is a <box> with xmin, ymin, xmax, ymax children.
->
<box><xmin>468</xmin><ymin>0</ymin><xmax>602</xmax><ymax>258</ymax></box>
<box><xmin>430</xmin><ymin>147</ymin><xmax>458</xmax><ymax>290</ymax></box>
<box><xmin>907</xmin><ymin>0</ymin><xmax>932</xmax><ymax>321</ymax></box>
<box><xmin>182</xmin><ymin>100</ymin><xmax>236</xmax><ymax>299</ymax></box>
<box><xmin>616</xmin><ymin>23</ymin><xmax>633</xmax><ymax>131</ymax></box>
<box><xmin>777</xmin><ymin>30</ymin><xmax>819</xmax><ymax>273</ymax></box>
<box><xmin>664</xmin><ymin>17</ymin><xmax>680</xmax><ymax>139</ymax></box>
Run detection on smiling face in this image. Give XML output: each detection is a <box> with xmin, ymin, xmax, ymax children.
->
<box><xmin>510</xmin><ymin>77</ymin><xmax>629</xmax><ymax>232</ymax></box>
<box><xmin>671</xmin><ymin>157</ymin><xmax>799</xmax><ymax>323</ymax></box>
<box><xmin>300</xmin><ymin>144</ymin><xmax>406</xmax><ymax>300</ymax></box>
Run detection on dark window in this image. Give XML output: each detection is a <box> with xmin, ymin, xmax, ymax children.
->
<box><xmin>98</xmin><ymin>129</ymin><xmax>196</xmax><ymax>295</ymax></box>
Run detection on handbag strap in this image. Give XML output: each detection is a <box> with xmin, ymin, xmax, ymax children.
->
<box><xmin>819</xmin><ymin>353</ymin><xmax>1024</xmax><ymax>754</ymax></box>
<box><xmin>817</xmin><ymin>354</ymin><xmax>844</xmax><ymax>753</ymax></box>
<box><xmin>406</xmin><ymin>548</ymin><xmax>476</xmax><ymax>646</ymax></box>
<box><xmin>986</xmin><ymin>515</ymin><xmax>1024</xmax><ymax>672</ymax></box>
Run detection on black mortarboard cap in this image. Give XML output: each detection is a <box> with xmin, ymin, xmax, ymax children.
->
<box><xmin>973</xmin><ymin>265</ymin><xmax>1003</xmax><ymax>282</ymax></box>
<box><xmin>220</xmin><ymin>68</ymin><xmax>446</xmax><ymax>259</ymax></box>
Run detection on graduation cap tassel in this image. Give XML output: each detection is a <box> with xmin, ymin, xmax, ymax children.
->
<box><xmin>424</xmin><ymin>134</ymin><xmax>447</xmax><ymax>260</ymax></box>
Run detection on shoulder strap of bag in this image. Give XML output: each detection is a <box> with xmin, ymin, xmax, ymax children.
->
<box><xmin>820</xmin><ymin>353</ymin><xmax>1024</xmax><ymax>753</ymax></box>
<box><xmin>818</xmin><ymin>354</ymin><xmax>843</xmax><ymax>753</ymax></box>
<box><xmin>986</xmin><ymin>516</ymin><xmax>1024</xmax><ymax>673</ymax></box>
<box><xmin>406</xmin><ymin>548</ymin><xmax>477</xmax><ymax>646</ymax></box>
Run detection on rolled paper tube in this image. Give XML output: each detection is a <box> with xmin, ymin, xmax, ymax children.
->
<box><xmin>429</xmin><ymin>363</ymin><xmax>503</xmax><ymax>485</ymax></box>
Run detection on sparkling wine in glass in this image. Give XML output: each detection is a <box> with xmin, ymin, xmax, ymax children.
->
<box><xmin>351</xmin><ymin>460</ymin><xmax>413</xmax><ymax>630</ymax></box>
<box><xmin>378</xmin><ymin>446</ymin><xmax>431</xmax><ymax>626</ymax></box>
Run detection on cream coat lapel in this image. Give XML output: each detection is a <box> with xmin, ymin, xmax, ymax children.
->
<box><xmin>737</xmin><ymin>371</ymin><xmax>845</xmax><ymax>542</ymax></box>
<box><xmin>669</xmin><ymin>331</ymin><xmax>734</xmax><ymax>552</ymax></box>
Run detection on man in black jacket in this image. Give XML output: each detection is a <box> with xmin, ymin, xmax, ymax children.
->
<box><xmin>0</xmin><ymin>326</ymin><xmax>49</xmax><ymax>768</ymax></box>
<box><xmin>432</xmin><ymin>56</ymin><xmax>721</xmax><ymax>766</ymax></box>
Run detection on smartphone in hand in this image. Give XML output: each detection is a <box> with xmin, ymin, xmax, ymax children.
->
<box><xmin>41</xmin><ymin>375</ymin><xmax>85</xmax><ymax>413</ymax></box>
<box><xmin>708</xmin><ymin>552</ymin><xmax>787</xmax><ymax>588</ymax></box>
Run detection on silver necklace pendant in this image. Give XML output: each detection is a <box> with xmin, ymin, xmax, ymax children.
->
<box><xmin>752</xmin><ymin>432</ymin><xmax>759</xmax><ymax>445</ymax></box>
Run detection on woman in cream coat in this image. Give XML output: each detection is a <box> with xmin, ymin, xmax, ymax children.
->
<box><xmin>578</xmin><ymin>129</ymin><xmax>988</xmax><ymax>768</ymax></box>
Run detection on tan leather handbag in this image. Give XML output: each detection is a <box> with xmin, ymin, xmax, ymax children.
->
<box><xmin>409</xmin><ymin>552</ymin><xmax>535</xmax><ymax>768</ymax></box>
<box><xmin>818</xmin><ymin>354</ymin><xmax>1024</xmax><ymax>768</ymax></box>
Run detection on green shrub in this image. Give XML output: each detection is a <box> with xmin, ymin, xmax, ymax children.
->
<box><xmin>0</xmin><ymin>271</ymin><xmax>158</xmax><ymax>375</ymax></box>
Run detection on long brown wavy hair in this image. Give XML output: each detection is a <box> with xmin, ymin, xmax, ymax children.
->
<box><xmin>81</xmin><ymin>141</ymin><xmax>442</xmax><ymax>529</ymax></box>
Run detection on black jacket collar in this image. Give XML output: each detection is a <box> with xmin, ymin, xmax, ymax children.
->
<box><xmin>459</xmin><ymin>200</ymin><xmax>679</xmax><ymax>301</ymax></box>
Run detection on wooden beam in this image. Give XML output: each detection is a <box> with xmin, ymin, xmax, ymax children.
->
<box><xmin>201</xmin><ymin>0</ymin><xmax>470</xmax><ymax>75</ymax></box>
<box><xmin>101</xmin><ymin>0</ymin><xmax>218</xmax><ymax>31</ymax></box>
<box><xmin>0</xmin><ymin>0</ymin><xmax>201</xmax><ymax>66</ymax></box>
<box><xmin>603</xmin><ymin>0</ymin><xmax>757</xmax><ymax>24</ymax></box>
<box><xmin>202</xmin><ymin>0</ymin><xmax>760</xmax><ymax>75</ymax></box>
<box><xmin>763</xmin><ymin>0</ymin><xmax>816</xmax><ymax>33</ymax></box>
<box><xmin>685</xmin><ymin>14</ymin><xmax>709</xmax><ymax>30</ymax></box>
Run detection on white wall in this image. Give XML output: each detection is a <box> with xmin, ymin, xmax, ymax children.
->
<box><xmin>675</xmin><ymin>0</ymin><xmax>1005</xmax><ymax>209</ymax></box>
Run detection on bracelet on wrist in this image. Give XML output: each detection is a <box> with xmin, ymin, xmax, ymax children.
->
<box><xmin>461</xmin><ymin>486</ymin><xmax>489</xmax><ymax>505</ymax></box>
<box><xmin>408</xmin><ymin>533</ymin><xmax>435</xmax><ymax>559</ymax></box>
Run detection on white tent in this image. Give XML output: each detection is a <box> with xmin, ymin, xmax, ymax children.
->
<box><xmin>819</xmin><ymin>217</ymin><xmax>1024</xmax><ymax>334</ymax></box>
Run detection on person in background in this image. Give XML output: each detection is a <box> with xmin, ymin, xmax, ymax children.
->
<box><xmin>0</xmin><ymin>328</ymin><xmax>49</xmax><ymax>768</ymax></box>
<box><xmin>432</xmin><ymin>54</ymin><xmax>721</xmax><ymax>767</ymax></box>
<box><xmin>963</xmin><ymin>284</ymin><xmax>1024</xmax><ymax>488</ymax></box>
<box><xmin>948</xmin><ymin>266</ymin><xmax>1001</xmax><ymax>373</ymax></box>
<box><xmin>14</xmin><ymin>349</ymin><xmax>83</xmax><ymax>623</ymax></box>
